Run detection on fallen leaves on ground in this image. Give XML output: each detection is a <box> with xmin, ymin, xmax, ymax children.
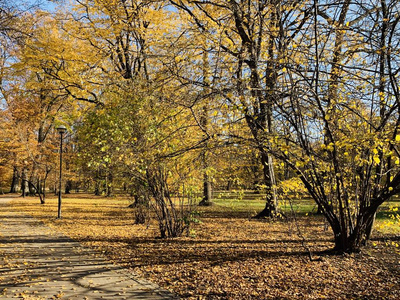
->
<box><xmin>4</xmin><ymin>195</ymin><xmax>400</xmax><ymax>299</ymax></box>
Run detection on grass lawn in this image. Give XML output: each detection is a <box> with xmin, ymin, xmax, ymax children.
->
<box><xmin>6</xmin><ymin>193</ymin><xmax>400</xmax><ymax>299</ymax></box>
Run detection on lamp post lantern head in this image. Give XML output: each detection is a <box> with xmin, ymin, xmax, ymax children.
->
<box><xmin>56</xmin><ymin>125</ymin><xmax>67</xmax><ymax>135</ymax></box>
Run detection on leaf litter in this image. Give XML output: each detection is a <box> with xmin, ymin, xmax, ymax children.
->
<box><xmin>2</xmin><ymin>196</ymin><xmax>399</xmax><ymax>299</ymax></box>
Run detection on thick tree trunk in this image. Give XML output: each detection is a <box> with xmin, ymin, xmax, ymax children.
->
<box><xmin>199</xmin><ymin>175</ymin><xmax>213</xmax><ymax>206</ymax></box>
<box><xmin>333</xmin><ymin>227</ymin><xmax>365</xmax><ymax>253</ymax></box>
<box><xmin>255</xmin><ymin>200</ymin><xmax>276</xmax><ymax>219</ymax></box>
<box><xmin>364</xmin><ymin>212</ymin><xmax>376</xmax><ymax>242</ymax></box>
<box><xmin>245</xmin><ymin>115</ymin><xmax>277</xmax><ymax>218</ymax></box>
<box><xmin>331</xmin><ymin>209</ymin><xmax>377</xmax><ymax>253</ymax></box>
<box><xmin>226</xmin><ymin>180</ymin><xmax>233</xmax><ymax>191</ymax></box>
<box><xmin>38</xmin><ymin>189</ymin><xmax>45</xmax><ymax>205</ymax></box>
<box><xmin>253</xmin><ymin>150</ymin><xmax>277</xmax><ymax>218</ymax></box>
<box><xmin>10</xmin><ymin>166</ymin><xmax>19</xmax><ymax>193</ymax></box>
<box><xmin>41</xmin><ymin>178</ymin><xmax>46</xmax><ymax>204</ymax></box>
<box><xmin>65</xmin><ymin>180</ymin><xmax>72</xmax><ymax>194</ymax></box>
<box><xmin>107</xmin><ymin>172</ymin><xmax>113</xmax><ymax>197</ymax></box>
<box><xmin>333</xmin><ymin>234</ymin><xmax>359</xmax><ymax>253</ymax></box>
<box><xmin>21</xmin><ymin>168</ymin><xmax>28</xmax><ymax>198</ymax></box>
<box><xmin>26</xmin><ymin>164</ymin><xmax>38</xmax><ymax>196</ymax></box>
<box><xmin>36</xmin><ymin>178</ymin><xmax>45</xmax><ymax>204</ymax></box>
<box><xmin>37</xmin><ymin>178</ymin><xmax>42</xmax><ymax>194</ymax></box>
<box><xmin>94</xmin><ymin>180</ymin><xmax>100</xmax><ymax>196</ymax></box>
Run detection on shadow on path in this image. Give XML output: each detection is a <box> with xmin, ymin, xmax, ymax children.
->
<box><xmin>0</xmin><ymin>197</ymin><xmax>176</xmax><ymax>299</ymax></box>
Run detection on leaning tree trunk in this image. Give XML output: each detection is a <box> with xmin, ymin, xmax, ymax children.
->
<box><xmin>28</xmin><ymin>171</ymin><xmax>37</xmax><ymax>196</ymax></box>
<box><xmin>28</xmin><ymin>182</ymin><xmax>36</xmax><ymax>196</ymax></box>
<box><xmin>364</xmin><ymin>212</ymin><xmax>376</xmax><ymax>243</ymax></box>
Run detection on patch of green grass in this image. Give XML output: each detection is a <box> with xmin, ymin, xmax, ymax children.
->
<box><xmin>375</xmin><ymin>200</ymin><xmax>400</xmax><ymax>235</ymax></box>
<box><xmin>212</xmin><ymin>191</ymin><xmax>318</xmax><ymax>216</ymax></box>
<box><xmin>278</xmin><ymin>199</ymin><xmax>316</xmax><ymax>215</ymax></box>
<box><xmin>211</xmin><ymin>191</ymin><xmax>400</xmax><ymax>235</ymax></box>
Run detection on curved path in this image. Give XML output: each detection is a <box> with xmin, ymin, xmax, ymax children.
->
<box><xmin>0</xmin><ymin>196</ymin><xmax>176</xmax><ymax>299</ymax></box>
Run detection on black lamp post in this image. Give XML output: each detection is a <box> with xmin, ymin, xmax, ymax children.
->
<box><xmin>56</xmin><ymin>125</ymin><xmax>67</xmax><ymax>219</ymax></box>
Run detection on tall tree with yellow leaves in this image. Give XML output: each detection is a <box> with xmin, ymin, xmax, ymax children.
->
<box><xmin>169</xmin><ymin>0</ymin><xmax>313</xmax><ymax>217</ymax></box>
<box><xmin>269</xmin><ymin>0</ymin><xmax>400</xmax><ymax>252</ymax></box>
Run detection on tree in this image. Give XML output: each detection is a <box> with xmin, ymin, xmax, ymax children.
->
<box><xmin>269</xmin><ymin>0</ymin><xmax>400</xmax><ymax>252</ymax></box>
<box><xmin>75</xmin><ymin>76</ymin><xmax>202</xmax><ymax>236</ymax></box>
<box><xmin>0</xmin><ymin>5</ymin><xmax>102</xmax><ymax>202</ymax></box>
<box><xmin>169</xmin><ymin>0</ymin><xmax>313</xmax><ymax>217</ymax></box>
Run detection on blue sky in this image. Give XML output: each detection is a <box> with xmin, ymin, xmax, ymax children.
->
<box><xmin>20</xmin><ymin>0</ymin><xmax>59</xmax><ymax>12</ymax></box>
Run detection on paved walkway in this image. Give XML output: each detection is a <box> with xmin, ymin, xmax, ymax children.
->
<box><xmin>0</xmin><ymin>197</ymin><xmax>176</xmax><ymax>299</ymax></box>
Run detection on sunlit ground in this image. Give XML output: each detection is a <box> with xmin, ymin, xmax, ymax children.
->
<box><xmin>2</xmin><ymin>193</ymin><xmax>399</xmax><ymax>299</ymax></box>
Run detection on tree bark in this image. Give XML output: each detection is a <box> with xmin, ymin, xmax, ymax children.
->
<box><xmin>198</xmin><ymin>44</ymin><xmax>213</xmax><ymax>206</ymax></box>
<box><xmin>28</xmin><ymin>174</ymin><xmax>36</xmax><ymax>196</ymax></box>
<box><xmin>199</xmin><ymin>174</ymin><xmax>213</xmax><ymax>206</ymax></box>
<box><xmin>106</xmin><ymin>171</ymin><xmax>113</xmax><ymax>197</ymax></box>
<box><xmin>10</xmin><ymin>166</ymin><xmax>19</xmax><ymax>193</ymax></box>
<box><xmin>94</xmin><ymin>180</ymin><xmax>100</xmax><ymax>196</ymax></box>
<box><xmin>21</xmin><ymin>168</ymin><xmax>28</xmax><ymax>198</ymax></box>
<box><xmin>330</xmin><ymin>207</ymin><xmax>378</xmax><ymax>253</ymax></box>
<box><xmin>364</xmin><ymin>212</ymin><xmax>376</xmax><ymax>243</ymax></box>
<box><xmin>253</xmin><ymin>150</ymin><xmax>277</xmax><ymax>218</ymax></box>
<box><xmin>65</xmin><ymin>180</ymin><xmax>72</xmax><ymax>194</ymax></box>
